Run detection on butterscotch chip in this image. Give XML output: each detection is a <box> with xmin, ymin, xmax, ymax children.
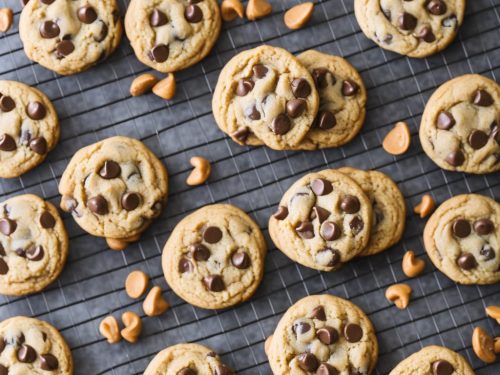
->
<box><xmin>472</xmin><ymin>326</ymin><xmax>496</xmax><ymax>363</ymax></box>
<box><xmin>485</xmin><ymin>306</ymin><xmax>500</xmax><ymax>324</ymax></box>
<box><xmin>153</xmin><ymin>74</ymin><xmax>176</xmax><ymax>100</ymax></box>
<box><xmin>186</xmin><ymin>156</ymin><xmax>211</xmax><ymax>186</ymax></box>
<box><xmin>246</xmin><ymin>0</ymin><xmax>272</xmax><ymax>21</ymax></box>
<box><xmin>121</xmin><ymin>311</ymin><xmax>142</xmax><ymax>343</ymax></box>
<box><xmin>221</xmin><ymin>0</ymin><xmax>244</xmax><ymax>21</ymax></box>
<box><xmin>284</xmin><ymin>2</ymin><xmax>314</xmax><ymax>30</ymax></box>
<box><xmin>99</xmin><ymin>316</ymin><xmax>121</xmax><ymax>344</ymax></box>
<box><xmin>130</xmin><ymin>73</ymin><xmax>159</xmax><ymax>97</ymax></box>
<box><xmin>125</xmin><ymin>270</ymin><xmax>149</xmax><ymax>299</ymax></box>
<box><xmin>402</xmin><ymin>250</ymin><xmax>425</xmax><ymax>278</ymax></box>
<box><xmin>385</xmin><ymin>283</ymin><xmax>412</xmax><ymax>309</ymax></box>
<box><xmin>495</xmin><ymin>337</ymin><xmax>500</xmax><ymax>354</ymax></box>
<box><xmin>143</xmin><ymin>286</ymin><xmax>170</xmax><ymax>317</ymax></box>
<box><xmin>414</xmin><ymin>194</ymin><xmax>435</xmax><ymax>218</ymax></box>
<box><xmin>0</xmin><ymin>8</ymin><xmax>13</xmax><ymax>33</ymax></box>
<box><xmin>383</xmin><ymin>121</ymin><xmax>411</xmax><ymax>155</ymax></box>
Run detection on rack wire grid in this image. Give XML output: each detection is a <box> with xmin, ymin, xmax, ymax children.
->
<box><xmin>0</xmin><ymin>0</ymin><xmax>499</xmax><ymax>374</ymax></box>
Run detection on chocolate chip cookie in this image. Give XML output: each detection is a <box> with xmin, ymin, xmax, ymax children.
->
<box><xmin>267</xmin><ymin>294</ymin><xmax>378</xmax><ymax>375</ymax></box>
<box><xmin>354</xmin><ymin>0</ymin><xmax>465</xmax><ymax>58</ymax></box>
<box><xmin>19</xmin><ymin>0</ymin><xmax>123</xmax><ymax>75</ymax></box>
<box><xmin>162</xmin><ymin>204</ymin><xmax>266</xmax><ymax>309</ymax></box>
<box><xmin>125</xmin><ymin>0</ymin><xmax>221</xmax><ymax>73</ymax></box>
<box><xmin>338</xmin><ymin>167</ymin><xmax>406</xmax><ymax>256</ymax></box>
<box><xmin>420</xmin><ymin>74</ymin><xmax>500</xmax><ymax>174</ymax></box>
<box><xmin>0</xmin><ymin>80</ymin><xmax>59</xmax><ymax>178</ymax></box>
<box><xmin>423</xmin><ymin>194</ymin><xmax>499</xmax><ymax>284</ymax></box>
<box><xmin>269</xmin><ymin>169</ymin><xmax>372</xmax><ymax>271</ymax></box>
<box><xmin>0</xmin><ymin>316</ymin><xmax>73</xmax><ymax>374</ymax></box>
<box><xmin>144</xmin><ymin>343</ymin><xmax>233</xmax><ymax>375</ymax></box>
<box><xmin>389</xmin><ymin>345</ymin><xmax>474</xmax><ymax>375</ymax></box>
<box><xmin>0</xmin><ymin>194</ymin><xmax>68</xmax><ymax>296</ymax></box>
<box><xmin>213</xmin><ymin>45</ymin><xmax>320</xmax><ymax>150</ymax></box>
<box><xmin>58</xmin><ymin>136</ymin><xmax>168</xmax><ymax>250</ymax></box>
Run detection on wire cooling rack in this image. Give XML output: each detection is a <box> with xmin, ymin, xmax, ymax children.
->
<box><xmin>0</xmin><ymin>0</ymin><xmax>499</xmax><ymax>374</ymax></box>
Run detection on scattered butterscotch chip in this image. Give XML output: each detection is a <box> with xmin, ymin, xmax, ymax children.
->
<box><xmin>402</xmin><ymin>250</ymin><xmax>425</xmax><ymax>278</ymax></box>
<box><xmin>414</xmin><ymin>194</ymin><xmax>435</xmax><ymax>218</ymax></box>
<box><xmin>495</xmin><ymin>337</ymin><xmax>500</xmax><ymax>354</ymax></box>
<box><xmin>143</xmin><ymin>286</ymin><xmax>170</xmax><ymax>317</ymax></box>
<box><xmin>125</xmin><ymin>270</ymin><xmax>149</xmax><ymax>299</ymax></box>
<box><xmin>186</xmin><ymin>156</ymin><xmax>211</xmax><ymax>186</ymax></box>
<box><xmin>472</xmin><ymin>326</ymin><xmax>496</xmax><ymax>363</ymax></box>
<box><xmin>246</xmin><ymin>0</ymin><xmax>272</xmax><ymax>21</ymax></box>
<box><xmin>120</xmin><ymin>311</ymin><xmax>142</xmax><ymax>343</ymax></box>
<box><xmin>99</xmin><ymin>316</ymin><xmax>121</xmax><ymax>344</ymax></box>
<box><xmin>130</xmin><ymin>73</ymin><xmax>159</xmax><ymax>97</ymax></box>
<box><xmin>221</xmin><ymin>0</ymin><xmax>244</xmax><ymax>21</ymax></box>
<box><xmin>382</xmin><ymin>121</ymin><xmax>411</xmax><ymax>155</ymax></box>
<box><xmin>385</xmin><ymin>283</ymin><xmax>412</xmax><ymax>309</ymax></box>
<box><xmin>0</xmin><ymin>8</ymin><xmax>13</xmax><ymax>33</ymax></box>
<box><xmin>153</xmin><ymin>73</ymin><xmax>176</xmax><ymax>100</ymax></box>
<box><xmin>485</xmin><ymin>306</ymin><xmax>500</xmax><ymax>324</ymax></box>
<box><xmin>106</xmin><ymin>234</ymin><xmax>140</xmax><ymax>251</ymax></box>
<box><xmin>284</xmin><ymin>2</ymin><xmax>314</xmax><ymax>30</ymax></box>
<box><xmin>264</xmin><ymin>335</ymin><xmax>273</xmax><ymax>355</ymax></box>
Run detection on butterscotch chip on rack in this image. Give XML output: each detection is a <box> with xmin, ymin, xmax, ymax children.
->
<box><xmin>402</xmin><ymin>250</ymin><xmax>426</xmax><ymax>278</ymax></box>
<box><xmin>284</xmin><ymin>2</ymin><xmax>314</xmax><ymax>30</ymax></box>
<box><xmin>99</xmin><ymin>316</ymin><xmax>121</xmax><ymax>344</ymax></box>
<box><xmin>383</xmin><ymin>121</ymin><xmax>411</xmax><ymax>155</ymax></box>
<box><xmin>246</xmin><ymin>0</ymin><xmax>272</xmax><ymax>21</ymax></box>
<box><xmin>385</xmin><ymin>283</ymin><xmax>412</xmax><ymax>309</ymax></box>
<box><xmin>0</xmin><ymin>8</ymin><xmax>13</xmax><ymax>33</ymax></box>
<box><xmin>125</xmin><ymin>270</ymin><xmax>149</xmax><ymax>299</ymax></box>
<box><xmin>143</xmin><ymin>286</ymin><xmax>170</xmax><ymax>316</ymax></box>
<box><xmin>414</xmin><ymin>194</ymin><xmax>436</xmax><ymax>218</ymax></box>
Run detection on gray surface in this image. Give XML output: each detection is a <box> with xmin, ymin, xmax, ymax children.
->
<box><xmin>0</xmin><ymin>0</ymin><xmax>499</xmax><ymax>374</ymax></box>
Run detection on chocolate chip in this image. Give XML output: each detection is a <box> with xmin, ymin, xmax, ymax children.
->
<box><xmin>121</xmin><ymin>193</ymin><xmax>141</xmax><ymax>211</ymax></box>
<box><xmin>0</xmin><ymin>134</ymin><xmax>16</xmax><ymax>152</ymax></box>
<box><xmin>291</xmin><ymin>78</ymin><xmax>312</xmax><ymax>98</ymax></box>
<box><xmin>427</xmin><ymin>0</ymin><xmax>447</xmax><ymax>15</ymax></box>
<box><xmin>0</xmin><ymin>365</ymin><xmax>6</xmax><ymax>375</ymax></box>
<box><xmin>0</xmin><ymin>95</ymin><xmax>15</xmax><ymax>112</ymax></box>
<box><xmin>269</xmin><ymin>114</ymin><xmax>291</xmax><ymax>135</ymax></box>
<box><xmin>40</xmin><ymin>0</ymin><xmax>55</xmax><ymax>4</ymax></box>
<box><xmin>343</xmin><ymin>323</ymin><xmax>362</xmax><ymax>342</ymax></box>
<box><xmin>235</xmin><ymin>79</ymin><xmax>254</xmax><ymax>96</ymax></box>
<box><xmin>311</xmin><ymin>206</ymin><xmax>330</xmax><ymax>223</ymax></box>
<box><xmin>473</xmin><ymin>90</ymin><xmax>494</xmax><ymax>106</ymax></box>
<box><xmin>350</xmin><ymin>216</ymin><xmax>364</xmax><ymax>234</ymax></box>
<box><xmin>317</xmin><ymin>326</ymin><xmax>339</xmax><ymax>345</ymax></box>
<box><xmin>15</xmin><ymin>248</ymin><xmax>26</xmax><ymax>258</ymax></box>
<box><xmin>309</xmin><ymin>306</ymin><xmax>326</xmax><ymax>321</ymax></box>
<box><xmin>286</xmin><ymin>99</ymin><xmax>306</xmax><ymax>118</ymax></box>
<box><xmin>457</xmin><ymin>253</ymin><xmax>477</xmax><ymax>270</ymax></box>
<box><xmin>437</xmin><ymin>111</ymin><xmax>455</xmax><ymax>130</ymax></box>
<box><xmin>178</xmin><ymin>368</ymin><xmax>196</xmax><ymax>375</ymax></box>
<box><xmin>342</xmin><ymin>80</ymin><xmax>359</xmax><ymax>96</ymax></box>
<box><xmin>56</xmin><ymin>40</ymin><xmax>75</xmax><ymax>57</ymax></box>
<box><xmin>40</xmin><ymin>20</ymin><xmax>60</xmax><ymax>38</ymax></box>
<box><xmin>26</xmin><ymin>246</ymin><xmax>44</xmax><ymax>261</ymax></box>
<box><xmin>311</xmin><ymin>178</ymin><xmax>333</xmax><ymax>196</ymax></box>
<box><xmin>468</xmin><ymin>130</ymin><xmax>489</xmax><ymax>149</ymax></box>
<box><xmin>294</xmin><ymin>321</ymin><xmax>311</xmax><ymax>335</ymax></box>
<box><xmin>204</xmin><ymin>275</ymin><xmax>225</xmax><ymax>292</ymax></box>
<box><xmin>99</xmin><ymin>160</ymin><xmax>121</xmax><ymax>179</ymax></box>
<box><xmin>0</xmin><ymin>259</ymin><xmax>8</xmax><ymax>275</ymax></box>
<box><xmin>0</xmin><ymin>218</ymin><xmax>16</xmax><ymax>235</ymax></box>
<box><xmin>480</xmin><ymin>245</ymin><xmax>495</xmax><ymax>261</ymax></box>
<box><xmin>474</xmin><ymin>218</ymin><xmax>494</xmax><ymax>235</ymax></box>
<box><xmin>340</xmin><ymin>195</ymin><xmax>360</xmax><ymax>214</ymax></box>
<box><xmin>324</xmin><ymin>248</ymin><xmax>341</xmax><ymax>267</ymax></box>
<box><xmin>317</xmin><ymin>363</ymin><xmax>339</xmax><ymax>375</ymax></box>
<box><xmin>320</xmin><ymin>222</ymin><xmax>341</xmax><ymax>241</ymax></box>
<box><xmin>77</xmin><ymin>6</ymin><xmax>97</xmax><ymax>24</ymax></box>
<box><xmin>232</xmin><ymin>127</ymin><xmax>250</xmax><ymax>142</ymax></box>
<box><xmin>398</xmin><ymin>12</ymin><xmax>417</xmax><ymax>30</ymax></box>
<box><xmin>273</xmin><ymin>206</ymin><xmax>288</xmax><ymax>220</ymax></box>
<box><xmin>312</xmin><ymin>68</ymin><xmax>332</xmax><ymax>89</ymax></box>
<box><xmin>297</xmin><ymin>353</ymin><xmax>319</xmax><ymax>372</ymax></box>
<box><xmin>94</xmin><ymin>21</ymin><xmax>108</xmax><ymax>42</ymax></box>
<box><xmin>185</xmin><ymin>5</ymin><xmax>203</xmax><ymax>23</ymax></box>
<box><xmin>40</xmin><ymin>354</ymin><xmax>59</xmax><ymax>370</ymax></box>
<box><xmin>150</xmin><ymin>9</ymin><xmax>168</xmax><ymax>27</ymax></box>
<box><xmin>245</xmin><ymin>105</ymin><xmax>261</xmax><ymax>120</ymax></box>
<box><xmin>87</xmin><ymin>195</ymin><xmax>108</xmax><ymax>215</ymax></box>
<box><xmin>39</xmin><ymin>211</ymin><xmax>56</xmax><ymax>229</ymax></box>
<box><xmin>432</xmin><ymin>360</ymin><xmax>454</xmax><ymax>375</ymax></box>
<box><xmin>315</xmin><ymin>111</ymin><xmax>336</xmax><ymax>130</ymax></box>
<box><xmin>26</xmin><ymin>101</ymin><xmax>46</xmax><ymax>120</ymax></box>
<box><xmin>17</xmin><ymin>344</ymin><xmax>36</xmax><ymax>363</ymax></box>
<box><xmin>149</xmin><ymin>44</ymin><xmax>169</xmax><ymax>62</ymax></box>
<box><xmin>253</xmin><ymin>64</ymin><xmax>268</xmax><ymax>79</ymax></box>
<box><xmin>453</xmin><ymin>219</ymin><xmax>471</xmax><ymax>238</ymax></box>
<box><xmin>203</xmin><ymin>226</ymin><xmax>222</xmax><ymax>243</ymax></box>
<box><xmin>214</xmin><ymin>364</ymin><xmax>234</xmax><ymax>375</ymax></box>
<box><xmin>491</xmin><ymin>123</ymin><xmax>500</xmax><ymax>144</ymax></box>
<box><xmin>296</xmin><ymin>222</ymin><xmax>314</xmax><ymax>239</ymax></box>
<box><xmin>231</xmin><ymin>251</ymin><xmax>250</xmax><ymax>269</ymax></box>
<box><xmin>178</xmin><ymin>257</ymin><xmax>194</xmax><ymax>273</ymax></box>
<box><xmin>29</xmin><ymin>137</ymin><xmax>47</xmax><ymax>154</ymax></box>
<box><xmin>414</xmin><ymin>25</ymin><xmax>436</xmax><ymax>42</ymax></box>
<box><xmin>445</xmin><ymin>150</ymin><xmax>464</xmax><ymax>166</ymax></box>
<box><xmin>0</xmin><ymin>244</ymin><xmax>4</xmax><ymax>256</ymax></box>
<box><xmin>190</xmin><ymin>244</ymin><xmax>210</xmax><ymax>261</ymax></box>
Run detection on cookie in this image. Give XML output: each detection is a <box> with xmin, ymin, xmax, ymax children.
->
<box><xmin>125</xmin><ymin>0</ymin><xmax>221</xmax><ymax>73</ymax></box>
<box><xmin>58</xmin><ymin>136</ymin><xmax>168</xmax><ymax>250</ymax></box>
<box><xmin>212</xmin><ymin>45</ymin><xmax>320</xmax><ymax>150</ymax></box>
<box><xmin>354</xmin><ymin>0</ymin><xmax>465</xmax><ymax>58</ymax></box>
<box><xmin>0</xmin><ymin>80</ymin><xmax>59</xmax><ymax>178</ymax></box>
<box><xmin>0</xmin><ymin>194</ymin><xmax>68</xmax><ymax>296</ymax></box>
<box><xmin>0</xmin><ymin>316</ymin><xmax>73</xmax><ymax>374</ymax></box>
<box><xmin>420</xmin><ymin>74</ymin><xmax>500</xmax><ymax>174</ymax></box>
<box><xmin>389</xmin><ymin>345</ymin><xmax>474</xmax><ymax>375</ymax></box>
<box><xmin>144</xmin><ymin>343</ymin><xmax>233</xmax><ymax>375</ymax></box>
<box><xmin>162</xmin><ymin>204</ymin><xmax>266</xmax><ymax>309</ymax></box>
<box><xmin>295</xmin><ymin>50</ymin><xmax>367</xmax><ymax>150</ymax></box>
<box><xmin>338</xmin><ymin>167</ymin><xmax>406</xmax><ymax>256</ymax></box>
<box><xmin>267</xmin><ymin>294</ymin><xmax>378</xmax><ymax>375</ymax></box>
<box><xmin>269</xmin><ymin>169</ymin><xmax>372</xmax><ymax>271</ymax></box>
<box><xmin>19</xmin><ymin>0</ymin><xmax>123</xmax><ymax>75</ymax></box>
<box><xmin>423</xmin><ymin>194</ymin><xmax>500</xmax><ymax>285</ymax></box>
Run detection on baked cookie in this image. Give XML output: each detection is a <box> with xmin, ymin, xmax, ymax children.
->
<box><xmin>338</xmin><ymin>168</ymin><xmax>406</xmax><ymax>256</ymax></box>
<box><xmin>144</xmin><ymin>343</ymin><xmax>233</xmax><ymax>375</ymax></box>
<box><xmin>213</xmin><ymin>45</ymin><xmax>320</xmax><ymax>150</ymax></box>
<box><xmin>269</xmin><ymin>170</ymin><xmax>372</xmax><ymax>271</ymax></box>
<box><xmin>19</xmin><ymin>0</ymin><xmax>123</xmax><ymax>75</ymax></box>
<box><xmin>125</xmin><ymin>0</ymin><xmax>221</xmax><ymax>73</ymax></box>
<box><xmin>389</xmin><ymin>345</ymin><xmax>474</xmax><ymax>375</ymax></box>
<box><xmin>354</xmin><ymin>0</ymin><xmax>465</xmax><ymax>58</ymax></box>
<box><xmin>0</xmin><ymin>316</ymin><xmax>73</xmax><ymax>374</ymax></box>
<box><xmin>162</xmin><ymin>204</ymin><xmax>266</xmax><ymax>309</ymax></box>
<box><xmin>58</xmin><ymin>136</ymin><xmax>168</xmax><ymax>250</ymax></box>
<box><xmin>267</xmin><ymin>294</ymin><xmax>378</xmax><ymax>375</ymax></box>
<box><xmin>0</xmin><ymin>194</ymin><xmax>68</xmax><ymax>296</ymax></box>
<box><xmin>0</xmin><ymin>80</ymin><xmax>59</xmax><ymax>178</ymax></box>
<box><xmin>423</xmin><ymin>194</ymin><xmax>499</xmax><ymax>284</ymax></box>
<box><xmin>295</xmin><ymin>50</ymin><xmax>367</xmax><ymax>150</ymax></box>
<box><xmin>420</xmin><ymin>74</ymin><xmax>500</xmax><ymax>174</ymax></box>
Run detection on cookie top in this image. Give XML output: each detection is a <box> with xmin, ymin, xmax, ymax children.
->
<box><xmin>354</xmin><ymin>0</ymin><xmax>465</xmax><ymax>58</ymax></box>
<box><xmin>338</xmin><ymin>168</ymin><xmax>406</xmax><ymax>256</ymax></box>
<box><xmin>125</xmin><ymin>0</ymin><xmax>221</xmax><ymax>73</ymax></box>
<box><xmin>19</xmin><ymin>0</ymin><xmax>123</xmax><ymax>75</ymax></box>
<box><xmin>0</xmin><ymin>81</ymin><xmax>59</xmax><ymax>179</ymax></box>
<box><xmin>389</xmin><ymin>345</ymin><xmax>474</xmax><ymax>375</ymax></box>
<box><xmin>423</xmin><ymin>194</ymin><xmax>500</xmax><ymax>284</ymax></box>
<box><xmin>420</xmin><ymin>74</ymin><xmax>500</xmax><ymax>174</ymax></box>
<box><xmin>0</xmin><ymin>316</ymin><xmax>73</xmax><ymax>374</ymax></box>
<box><xmin>144</xmin><ymin>343</ymin><xmax>234</xmax><ymax>375</ymax></box>
<box><xmin>213</xmin><ymin>45</ymin><xmax>320</xmax><ymax>150</ymax></box>
<box><xmin>162</xmin><ymin>204</ymin><xmax>266</xmax><ymax>310</ymax></box>
<box><xmin>296</xmin><ymin>50</ymin><xmax>367</xmax><ymax>150</ymax></box>
<box><xmin>0</xmin><ymin>194</ymin><xmax>68</xmax><ymax>296</ymax></box>
<box><xmin>268</xmin><ymin>169</ymin><xmax>372</xmax><ymax>271</ymax></box>
<box><xmin>267</xmin><ymin>294</ymin><xmax>378</xmax><ymax>375</ymax></box>
<box><xmin>58</xmin><ymin>136</ymin><xmax>168</xmax><ymax>241</ymax></box>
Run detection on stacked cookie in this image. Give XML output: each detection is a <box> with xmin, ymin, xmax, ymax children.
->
<box><xmin>213</xmin><ymin>46</ymin><xmax>367</xmax><ymax>150</ymax></box>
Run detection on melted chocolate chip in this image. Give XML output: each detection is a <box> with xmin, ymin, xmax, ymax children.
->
<box><xmin>40</xmin><ymin>211</ymin><xmax>56</xmax><ymax>229</ymax></box>
<box><xmin>480</xmin><ymin>245</ymin><xmax>495</xmax><ymax>261</ymax></box>
<box><xmin>203</xmin><ymin>226</ymin><xmax>222</xmax><ymax>243</ymax></box>
<box><xmin>78</xmin><ymin>6</ymin><xmax>97</xmax><ymax>24</ymax></box>
<box><xmin>320</xmin><ymin>221</ymin><xmax>341</xmax><ymax>241</ymax></box>
<box><xmin>121</xmin><ymin>193</ymin><xmax>141</xmax><ymax>211</ymax></box>
<box><xmin>317</xmin><ymin>363</ymin><xmax>339</xmax><ymax>375</ymax></box>
<box><xmin>315</xmin><ymin>110</ymin><xmax>336</xmax><ymax>130</ymax></box>
<box><xmin>149</xmin><ymin>44</ymin><xmax>169</xmax><ymax>63</ymax></box>
<box><xmin>437</xmin><ymin>111</ymin><xmax>455</xmax><ymax>130</ymax></box>
<box><xmin>341</xmin><ymin>195</ymin><xmax>361</xmax><ymax>214</ymax></box>
<box><xmin>40</xmin><ymin>0</ymin><xmax>55</xmax><ymax>4</ymax></box>
<box><xmin>414</xmin><ymin>25</ymin><xmax>436</xmax><ymax>43</ymax></box>
<box><xmin>87</xmin><ymin>195</ymin><xmax>108</xmax><ymax>215</ymax></box>
<box><xmin>297</xmin><ymin>352</ymin><xmax>319</xmax><ymax>372</ymax></box>
<box><xmin>40</xmin><ymin>20</ymin><xmax>60</xmax><ymax>38</ymax></box>
<box><xmin>253</xmin><ymin>64</ymin><xmax>268</xmax><ymax>79</ymax></box>
<box><xmin>317</xmin><ymin>326</ymin><xmax>339</xmax><ymax>345</ymax></box>
<box><xmin>294</xmin><ymin>321</ymin><xmax>311</xmax><ymax>335</ymax></box>
<box><xmin>40</xmin><ymin>353</ymin><xmax>59</xmax><ymax>370</ymax></box>
<box><xmin>296</xmin><ymin>221</ymin><xmax>314</xmax><ymax>239</ymax></box>
<box><xmin>342</xmin><ymin>80</ymin><xmax>359</xmax><ymax>96</ymax></box>
<box><xmin>56</xmin><ymin>40</ymin><xmax>75</xmax><ymax>57</ymax></box>
<box><xmin>204</xmin><ymin>275</ymin><xmax>225</xmax><ymax>291</ymax></box>
<box><xmin>445</xmin><ymin>150</ymin><xmax>465</xmax><ymax>167</ymax></box>
<box><xmin>0</xmin><ymin>244</ymin><xmax>4</xmax><ymax>256</ymax></box>
<box><xmin>427</xmin><ymin>0</ymin><xmax>447</xmax><ymax>15</ymax></box>
<box><xmin>473</xmin><ymin>218</ymin><xmax>494</xmax><ymax>235</ymax></box>
<box><xmin>190</xmin><ymin>243</ymin><xmax>210</xmax><ymax>261</ymax></box>
<box><xmin>343</xmin><ymin>323</ymin><xmax>363</xmax><ymax>342</ymax></box>
<box><xmin>468</xmin><ymin>130</ymin><xmax>489</xmax><ymax>149</ymax></box>
<box><xmin>432</xmin><ymin>360</ymin><xmax>454</xmax><ymax>375</ymax></box>
<box><xmin>17</xmin><ymin>344</ymin><xmax>36</xmax><ymax>363</ymax></box>
<box><xmin>457</xmin><ymin>253</ymin><xmax>477</xmax><ymax>270</ymax></box>
<box><xmin>15</xmin><ymin>248</ymin><xmax>26</xmax><ymax>258</ymax></box>
<box><xmin>291</xmin><ymin>78</ymin><xmax>312</xmax><ymax>98</ymax></box>
<box><xmin>150</xmin><ymin>9</ymin><xmax>168</xmax><ymax>27</ymax></box>
<box><xmin>0</xmin><ymin>95</ymin><xmax>15</xmax><ymax>112</ymax></box>
<box><xmin>312</xmin><ymin>68</ymin><xmax>332</xmax><ymax>89</ymax></box>
<box><xmin>0</xmin><ymin>259</ymin><xmax>8</xmax><ymax>275</ymax></box>
<box><xmin>235</xmin><ymin>79</ymin><xmax>254</xmax><ymax>96</ymax></box>
<box><xmin>286</xmin><ymin>99</ymin><xmax>306</xmax><ymax>118</ymax></box>
<box><xmin>185</xmin><ymin>5</ymin><xmax>203</xmax><ymax>23</ymax></box>
<box><xmin>178</xmin><ymin>257</ymin><xmax>194</xmax><ymax>273</ymax></box>
<box><xmin>245</xmin><ymin>105</ymin><xmax>261</xmax><ymax>120</ymax></box>
<box><xmin>231</xmin><ymin>251</ymin><xmax>250</xmax><ymax>269</ymax></box>
<box><xmin>273</xmin><ymin>206</ymin><xmax>288</xmax><ymax>220</ymax></box>
<box><xmin>269</xmin><ymin>114</ymin><xmax>291</xmax><ymax>135</ymax></box>
<box><xmin>26</xmin><ymin>101</ymin><xmax>46</xmax><ymax>120</ymax></box>
<box><xmin>0</xmin><ymin>134</ymin><xmax>16</xmax><ymax>152</ymax></box>
<box><xmin>349</xmin><ymin>216</ymin><xmax>364</xmax><ymax>234</ymax></box>
<box><xmin>94</xmin><ymin>21</ymin><xmax>108</xmax><ymax>42</ymax></box>
<box><xmin>26</xmin><ymin>245</ymin><xmax>44</xmax><ymax>261</ymax></box>
<box><xmin>311</xmin><ymin>178</ymin><xmax>333</xmax><ymax>196</ymax></box>
<box><xmin>311</xmin><ymin>206</ymin><xmax>330</xmax><ymax>223</ymax></box>
<box><xmin>309</xmin><ymin>306</ymin><xmax>326</xmax><ymax>321</ymax></box>
<box><xmin>29</xmin><ymin>137</ymin><xmax>47</xmax><ymax>154</ymax></box>
<box><xmin>178</xmin><ymin>368</ymin><xmax>197</xmax><ymax>375</ymax></box>
<box><xmin>453</xmin><ymin>219</ymin><xmax>471</xmax><ymax>238</ymax></box>
<box><xmin>232</xmin><ymin>127</ymin><xmax>250</xmax><ymax>142</ymax></box>
<box><xmin>0</xmin><ymin>218</ymin><xmax>16</xmax><ymax>235</ymax></box>
<box><xmin>398</xmin><ymin>12</ymin><xmax>417</xmax><ymax>30</ymax></box>
<box><xmin>99</xmin><ymin>160</ymin><xmax>121</xmax><ymax>179</ymax></box>
<box><xmin>473</xmin><ymin>90</ymin><xmax>494</xmax><ymax>106</ymax></box>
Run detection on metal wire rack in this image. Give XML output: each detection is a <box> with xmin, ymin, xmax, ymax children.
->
<box><xmin>0</xmin><ymin>0</ymin><xmax>499</xmax><ymax>374</ymax></box>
